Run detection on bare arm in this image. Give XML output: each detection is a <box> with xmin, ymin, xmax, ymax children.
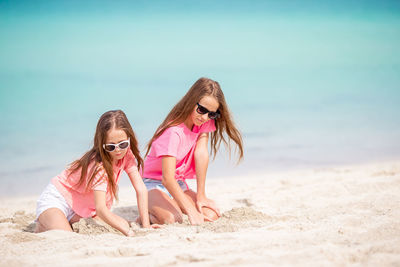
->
<box><xmin>194</xmin><ymin>132</ymin><xmax>221</xmax><ymax>217</ymax></box>
<box><xmin>195</xmin><ymin>133</ymin><xmax>209</xmax><ymax>198</ymax></box>
<box><xmin>94</xmin><ymin>190</ymin><xmax>133</xmax><ymax>236</ymax></box>
<box><xmin>127</xmin><ymin>168</ymin><xmax>151</xmax><ymax>228</ymax></box>
<box><xmin>162</xmin><ymin>156</ymin><xmax>204</xmax><ymax>225</ymax></box>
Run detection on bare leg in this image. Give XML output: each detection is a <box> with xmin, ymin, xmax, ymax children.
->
<box><xmin>35</xmin><ymin>208</ymin><xmax>72</xmax><ymax>233</ymax></box>
<box><xmin>184</xmin><ymin>190</ymin><xmax>219</xmax><ymax>221</ymax></box>
<box><xmin>148</xmin><ymin>189</ymin><xmax>183</xmax><ymax>224</ymax></box>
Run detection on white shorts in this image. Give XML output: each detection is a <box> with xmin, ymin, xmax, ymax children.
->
<box><xmin>36</xmin><ymin>183</ymin><xmax>76</xmax><ymax>222</ymax></box>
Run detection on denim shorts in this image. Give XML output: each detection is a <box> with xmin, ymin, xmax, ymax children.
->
<box><xmin>143</xmin><ymin>178</ymin><xmax>189</xmax><ymax>198</ymax></box>
<box><xmin>36</xmin><ymin>183</ymin><xmax>76</xmax><ymax>222</ymax></box>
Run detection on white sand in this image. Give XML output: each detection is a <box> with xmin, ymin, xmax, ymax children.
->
<box><xmin>1</xmin><ymin>161</ymin><xmax>400</xmax><ymax>266</ymax></box>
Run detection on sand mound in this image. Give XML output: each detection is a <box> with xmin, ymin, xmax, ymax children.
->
<box><xmin>69</xmin><ymin>207</ymin><xmax>269</xmax><ymax>236</ymax></box>
<box><xmin>0</xmin><ymin>210</ymin><xmax>36</xmax><ymax>232</ymax></box>
<box><xmin>71</xmin><ymin>217</ymin><xmax>123</xmax><ymax>235</ymax></box>
<box><xmin>199</xmin><ymin>207</ymin><xmax>272</xmax><ymax>233</ymax></box>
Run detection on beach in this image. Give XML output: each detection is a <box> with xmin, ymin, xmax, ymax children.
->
<box><xmin>1</xmin><ymin>160</ymin><xmax>399</xmax><ymax>266</ymax></box>
<box><xmin>1</xmin><ymin>1</ymin><xmax>400</xmax><ymax>266</ymax></box>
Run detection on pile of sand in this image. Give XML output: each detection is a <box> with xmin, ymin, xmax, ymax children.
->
<box><xmin>70</xmin><ymin>206</ymin><xmax>271</xmax><ymax>235</ymax></box>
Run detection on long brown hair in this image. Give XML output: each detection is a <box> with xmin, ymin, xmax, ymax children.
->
<box><xmin>145</xmin><ymin>77</ymin><xmax>243</xmax><ymax>162</ymax></box>
<box><xmin>69</xmin><ymin>110</ymin><xmax>143</xmax><ymax>200</ymax></box>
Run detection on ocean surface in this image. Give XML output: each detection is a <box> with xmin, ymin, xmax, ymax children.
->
<box><xmin>1</xmin><ymin>1</ymin><xmax>400</xmax><ymax>196</ymax></box>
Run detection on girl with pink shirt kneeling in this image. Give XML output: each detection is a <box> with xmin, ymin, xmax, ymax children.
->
<box><xmin>142</xmin><ymin>77</ymin><xmax>244</xmax><ymax>225</ymax></box>
<box><xmin>36</xmin><ymin>110</ymin><xmax>152</xmax><ymax>236</ymax></box>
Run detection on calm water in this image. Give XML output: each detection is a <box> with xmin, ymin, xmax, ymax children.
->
<box><xmin>1</xmin><ymin>1</ymin><xmax>400</xmax><ymax>196</ymax></box>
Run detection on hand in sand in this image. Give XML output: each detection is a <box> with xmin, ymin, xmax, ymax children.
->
<box><xmin>187</xmin><ymin>208</ymin><xmax>205</xmax><ymax>225</ymax></box>
<box><xmin>131</xmin><ymin>218</ymin><xmax>162</xmax><ymax>229</ymax></box>
<box><xmin>147</xmin><ymin>224</ymin><xmax>163</xmax><ymax>229</ymax></box>
<box><xmin>196</xmin><ymin>196</ymin><xmax>221</xmax><ymax>221</ymax></box>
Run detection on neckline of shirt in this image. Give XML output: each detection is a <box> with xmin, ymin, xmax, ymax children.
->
<box><xmin>179</xmin><ymin>122</ymin><xmax>201</xmax><ymax>135</ymax></box>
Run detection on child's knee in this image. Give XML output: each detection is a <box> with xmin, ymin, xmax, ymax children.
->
<box><xmin>159</xmin><ymin>211</ymin><xmax>183</xmax><ymax>224</ymax></box>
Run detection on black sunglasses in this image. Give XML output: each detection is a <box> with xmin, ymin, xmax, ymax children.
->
<box><xmin>196</xmin><ymin>103</ymin><xmax>220</xmax><ymax>119</ymax></box>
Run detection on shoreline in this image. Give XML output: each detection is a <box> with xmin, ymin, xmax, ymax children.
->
<box><xmin>1</xmin><ymin>160</ymin><xmax>400</xmax><ymax>266</ymax></box>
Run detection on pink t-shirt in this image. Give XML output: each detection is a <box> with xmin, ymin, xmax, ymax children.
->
<box><xmin>52</xmin><ymin>149</ymin><xmax>139</xmax><ymax>218</ymax></box>
<box><xmin>142</xmin><ymin>120</ymin><xmax>216</xmax><ymax>181</ymax></box>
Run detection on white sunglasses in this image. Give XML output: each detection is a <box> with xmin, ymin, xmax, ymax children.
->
<box><xmin>103</xmin><ymin>138</ymin><xmax>130</xmax><ymax>152</ymax></box>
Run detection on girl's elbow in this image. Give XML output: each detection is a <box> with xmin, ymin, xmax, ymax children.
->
<box><xmin>161</xmin><ymin>177</ymin><xmax>173</xmax><ymax>187</ymax></box>
<box><xmin>95</xmin><ymin>206</ymin><xmax>108</xmax><ymax>217</ymax></box>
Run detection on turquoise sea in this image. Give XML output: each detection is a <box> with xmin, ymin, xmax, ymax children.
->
<box><xmin>1</xmin><ymin>1</ymin><xmax>400</xmax><ymax>196</ymax></box>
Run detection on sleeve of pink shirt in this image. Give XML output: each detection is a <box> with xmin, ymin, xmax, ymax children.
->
<box><xmin>151</xmin><ymin>128</ymin><xmax>181</xmax><ymax>158</ymax></box>
<box><xmin>123</xmin><ymin>149</ymin><xmax>139</xmax><ymax>174</ymax></box>
<box><xmin>199</xmin><ymin>119</ymin><xmax>216</xmax><ymax>133</ymax></box>
<box><xmin>91</xmin><ymin>166</ymin><xmax>108</xmax><ymax>192</ymax></box>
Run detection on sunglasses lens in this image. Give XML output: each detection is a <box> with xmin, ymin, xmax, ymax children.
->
<box><xmin>197</xmin><ymin>105</ymin><xmax>208</xmax><ymax>115</ymax></box>
<box><xmin>119</xmin><ymin>141</ymin><xmax>129</xmax><ymax>149</ymax></box>
<box><xmin>196</xmin><ymin>103</ymin><xmax>219</xmax><ymax>119</ymax></box>
<box><xmin>104</xmin><ymin>144</ymin><xmax>115</xmax><ymax>152</ymax></box>
<box><xmin>208</xmin><ymin>112</ymin><xmax>219</xmax><ymax>119</ymax></box>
